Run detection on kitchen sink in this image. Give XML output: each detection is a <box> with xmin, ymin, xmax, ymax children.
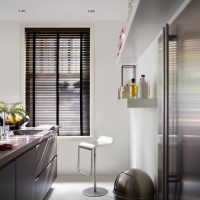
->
<box><xmin>12</xmin><ymin>130</ymin><xmax>43</xmax><ymax>135</ymax></box>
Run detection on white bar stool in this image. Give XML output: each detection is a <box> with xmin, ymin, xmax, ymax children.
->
<box><xmin>77</xmin><ymin>136</ymin><xmax>113</xmax><ymax>197</ymax></box>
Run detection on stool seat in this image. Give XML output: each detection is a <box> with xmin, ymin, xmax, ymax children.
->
<box><xmin>79</xmin><ymin>136</ymin><xmax>113</xmax><ymax>150</ymax></box>
<box><xmin>93</xmin><ymin>136</ymin><xmax>113</xmax><ymax>146</ymax></box>
<box><xmin>79</xmin><ymin>142</ymin><xmax>96</xmax><ymax>150</ymax></box>
<box><xmin>77</xmin><ymin>136</ymin><xmax>113</xmax><ymax>197</ymax></box>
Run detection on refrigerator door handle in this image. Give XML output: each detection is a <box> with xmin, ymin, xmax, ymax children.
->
<box><xmin>163</xmin><ymin>23</ymin><xmax>169</xmax><ymax>200</ymax></box>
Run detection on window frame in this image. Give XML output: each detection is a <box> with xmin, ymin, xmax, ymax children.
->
<box><xmin>20</xmin><ymin>23</ymin><xmax>95</xmax><ymax>137</ymax></box>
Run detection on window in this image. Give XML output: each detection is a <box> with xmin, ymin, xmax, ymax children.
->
<box><xmin>25</xmin><ymin>28</ymin><xmax>90</xmax><ymax>136</ymax></box>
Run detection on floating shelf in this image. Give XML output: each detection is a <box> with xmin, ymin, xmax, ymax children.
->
<box><xmin>116</xmin><ymin>0</ymin><xmax>188</xmax><ymax>66</ymax></box>
<box><xmin>116</xmin><ymin>0</ymin><xmax>140</xmax><ymax>66</ymax></box>
<box><xmin>127</xmin><ymin>98</ymin><xmax>157</xmax><ymax>108</ymax></box>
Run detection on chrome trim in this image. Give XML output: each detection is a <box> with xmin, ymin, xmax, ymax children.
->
<box><xmin>77</xmin><ymin>145</ymin><xmax>93</xmax><ymax>176</ymax></box>
<box><xmin>164</xmin><ymin>23</ymin><xmax>169</xmax><ymax>200</ymax></box>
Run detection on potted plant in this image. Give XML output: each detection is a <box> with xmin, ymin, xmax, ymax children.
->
<box><xmin>0</xmin><ymin>101</ymin><xmax>28</xmax><ymax>130</ymax></box>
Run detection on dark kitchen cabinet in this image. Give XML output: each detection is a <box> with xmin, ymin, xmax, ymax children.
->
<box><xmin>35</xmin><ymin>133</ymin><xmax>57</xmax><ymax>200</ymax></box>
<box><xmin>16</xmin><ymin>147</ymin><xmax>36</xmax><ymax>200</ymax></box>
<box><xmin>0</xmin><ymin>131</ymin><xmax>57</xmax><ymax>200</ymax></box>
<box><xmin>0</xmin><ymin>162</ymin><xmax>15</xmax><ymax>200</ymax></box>
<box><xmin>36</xmin><ymin>157</ymin><xmax>57</xmax><ymax>200</ymax></box>
<box><xmin>36</xmin><ymin>133</ymin><xmax>57</xmax><ymax>176</ymax></box>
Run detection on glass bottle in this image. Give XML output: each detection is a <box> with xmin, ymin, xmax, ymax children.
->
<box><xmin>139</xmin><ymin>75</ymin><xmax>148</xmax><ymax>98</ymax></box>
<box><xmin>118</xmin><ymin>86</ymin><xmax>124</xmax><ymax>99</ymax></box>
<box><xmin>131</xmin><ymin>78</ymin><xmax>138</xmax><ymax>98</ymax></box>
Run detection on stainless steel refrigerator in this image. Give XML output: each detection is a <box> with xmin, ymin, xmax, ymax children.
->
<box><xmin>158</xmin><ymin>0</ymin><xmax>200</xmax><ymax>199</ymax></box>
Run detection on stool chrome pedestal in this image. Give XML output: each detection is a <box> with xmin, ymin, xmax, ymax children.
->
<box><xmin>83</xmin><ymin>187</ymin><xmax>108</xmax><ymax>197</ymax></box>
<box><xmin>77</xmin><ymin>136</ymin><xmax>113</xmax><ymax>197</ymax></box>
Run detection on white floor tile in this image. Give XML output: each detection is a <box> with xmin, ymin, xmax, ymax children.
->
<box><xmin>45</xmin><ymin>176</ymin><xmax>116</xmax><ymax>200</ymax></box>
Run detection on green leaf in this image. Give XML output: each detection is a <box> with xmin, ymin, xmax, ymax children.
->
<box><xmin>0</xmin><ymin>101</ymin><xmax>9</xmax><ymax>114</ymax></box>
<box><xmin>12</xmin><ymin>101</ymin><xmax>22</xmax><ymax>108</ymax></box>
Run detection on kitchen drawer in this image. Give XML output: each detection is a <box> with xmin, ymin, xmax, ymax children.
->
<box><xmin>35</xmin><ymin>156</ymin><xmax>57</xmax><ymax>200</ymax></box>
<box><xmin>36</xmin><ymin>134</ymin><xmax>57</xmax><ymax>176</ymax></box>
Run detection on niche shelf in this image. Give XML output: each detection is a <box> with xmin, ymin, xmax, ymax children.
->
<box><xmin>127</xmin><ymin>98</ymin><xmax>157</xmax><ymax>108</ymax></box>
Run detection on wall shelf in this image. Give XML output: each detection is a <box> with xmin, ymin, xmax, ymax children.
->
<box><xmin>116</xmin><ymin>0</ymin><xmax>188</xmax><ymax>66</ymax></box>
<box><xmin>127</xmin><ymin>98</ymin><xmax>157</xmax><ymax>108</ymax></box>
<box><xmin>116</xmin><ymin>0</ymin><xmax>140</xmax><ymax>66</ymax></box>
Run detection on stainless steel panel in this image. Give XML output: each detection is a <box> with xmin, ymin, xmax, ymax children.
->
<box><xmin>177</xmin><ymin>34</ymin><xmax>200</xmax><ymax>200</ymax></box>
<box><xmin>158</xmin><ymin>1</ymin><xmax>200</xmax><ymax>199</ymax></box>
<box><xmin>168</xmin><ymin>33</ymin><xmax>181</xmax><ymax>200</ymax></box>
<box><xmin>158</xmin><ymin>24</ymin><xmax>180</xmax><ymax>200</ymax></box>
<box><xmin>164</xmin><ymin>24</ymin><xmax>170</xmax><ymax>200</ymax></box>
<box><xmin>158</xmin><ymin>28</ymin><xmax>165</xmax><ymax>200</ymax></box>
<box><xmin>169</xmin><ymin>1</ymin><xmax>200</xmax><ymax>199</ymax></box>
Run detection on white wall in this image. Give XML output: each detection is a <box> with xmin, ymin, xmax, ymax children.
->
<box><xmin>129</xmin><ymin>38</ymin><xmax>158</xmax><ymax>182</ymax></box>
<box><xmin>58</xmin><ymin>22</ymin><xmax>130</xmax><ymax>175</ymax></box>
<box><xmin>0</xmin><ymin>22</ymin><xmax>21</xmax><ymax>102</ymax></box>
<box><xmin>0</xmin><ymin>21</ymin><xmax>130</xmax><ymax>175</ymax></box>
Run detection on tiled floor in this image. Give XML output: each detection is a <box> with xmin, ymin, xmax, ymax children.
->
<box><xmin>45</xmin><ymin>176</ymin><xmax>116</xmax><ymax>200</ymax></box>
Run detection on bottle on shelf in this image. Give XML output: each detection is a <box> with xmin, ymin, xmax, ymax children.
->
<box><xmin>118</xmin><ymin>80</ymin><xmax>132</xmax><ymax>99</ymax></box>
<box><xmin>131</xmin><ymin>78</ymin><xmax>138</xmax><ymax>98</ymax></box>
<box><xmin>124</xmin><ymin>80</ymin><xmax>131</xmax><ymax>98</ymax></box>
<box><xmin>139</xmin><ymin>75</ymin><xmax>148</xmax><ymax>98</ymax></box>
<box><xmin>118</xmin><ymin>86</ymin><xmax>124</xmax><ymax>99</ymax></box>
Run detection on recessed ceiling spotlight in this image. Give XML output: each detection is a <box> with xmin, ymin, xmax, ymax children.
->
<box><xmin>18</xmin><ymin>9</ymin><xmax>26</xmax><ymax>13</ymax></box>
<box><xmin>88</xmin><ymin>9</ymin><xmax>95</xmax><ymax>13</ymax></box>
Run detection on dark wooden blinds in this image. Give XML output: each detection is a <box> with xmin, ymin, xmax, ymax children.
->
<box><xmin>25</xmin><ymin>28</ymin><xmax>90</xmax><ymax>136</ymax></box>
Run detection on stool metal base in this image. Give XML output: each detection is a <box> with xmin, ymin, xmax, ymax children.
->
<box><xmin>83</xmin><ymin>187</ymin><xmax>108</xmax><ymax>197</ymax></box>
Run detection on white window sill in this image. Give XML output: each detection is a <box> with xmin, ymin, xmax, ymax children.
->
<box><xmin>57</xmin><ymin>135</ymin><xmax>94</xmax><ymax>141</ymax></box>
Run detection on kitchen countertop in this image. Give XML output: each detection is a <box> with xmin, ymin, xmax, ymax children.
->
<box><xmin>0</xmin><ymin>127</ymin><xmax>55</xmax><ymax>169</ymax></box>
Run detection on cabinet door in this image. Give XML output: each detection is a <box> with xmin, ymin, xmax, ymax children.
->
<box><xmin>16</xmin><ymin>148</ymin><xmax>36</xmax><ymax>200</ymax></box>
<box><xmin>0</xmin><ymin>162</ymin><xmax>15</xmax><ymax>200</ymax></box>
<box><xmin>36</xmin><ymin>156</ymin><xmax>57</xmax><ymax>200</ymax></box>
<box><xmin>36</xmin><ymin>134</ymin><xmax>57</xmax><ymax>176</ymax></box>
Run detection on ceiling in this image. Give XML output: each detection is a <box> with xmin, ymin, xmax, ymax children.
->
<box><xmin>0</xmin><ymin>0</ymin><xmax>128</xmax><ymax>21</ymax></box>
